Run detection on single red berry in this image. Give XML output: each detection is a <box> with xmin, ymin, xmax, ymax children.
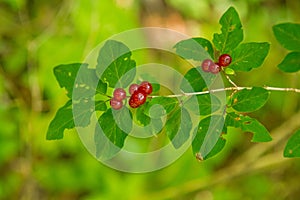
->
<box><xmin>201</xmin><ymin>59</ymin><xmax>214</xmax><ymax>72</ymax></box>
<box><xmin>113</xmin><ymin>88</ymin><xmax>127</xmax><ymax>101</ymax></box>
<box><xmin>129</xmin><ymin>90</ymin><xmax>147</xmax><ymax>108</ymax></box>
<box><xmin>138</xmin><ymin>81</ymin><xmax>153</xmax><ymax>95</ymax></box>
<box><xmin>129</xmin><ymin>83</ymin><xmax>139</xmax><ymax>95</ymax></box>
<box><xmin>210</xmin><ymin>63</ymin><xmax>221</xmax><ymax>74</ymax></box>
<box><xmin>218</xmin><ymin>54</ymin><xmax>232</xmax><ymax>67</ymax></box>
<box><xmin>110</xmin><ymin>98</ymin><xmax>123</xmax><ymax>110</ymax></box>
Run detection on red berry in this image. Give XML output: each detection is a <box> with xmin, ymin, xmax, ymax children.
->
<box><xmin>218</xmin><ymin>54</ymin><xmax>232</xmax><ymax>67</ymax></box>
<box><xmin>129</xmin><ymin>90</ymin><xmax>147</xmax><ymax>108</ymax></box>
<box><xmin>110</xmin><ymin>98</ymin><xmax>123</xmax><ymax>110</ymax></box>
<box><xmin>209</xmin><ymin>63</ymin><xmax>221</xmax><ymax>74</ymax></box>
<box><xmin>201</xmin><ymin>59</ymin><xmax>214</xmax><ymax>72</ymax></box>
<box><xmin>138</xmin><ymin>81</ymin><xmax>153</xmax><ymax>95</ymax></box>
<box><xmin>129</xmin><ymin>83</ymin><xmax>139</xmax><ymax>95</ymax></box>
<box><xmin>113</xmin><ymin>88</ymin><xmax>127</xmax><ymax>101</ymax></box>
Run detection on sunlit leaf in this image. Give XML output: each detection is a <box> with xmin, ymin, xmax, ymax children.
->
<box><xmin>231</xmin><ymin>42</ymin><xmax>270</xmax><ymax>71</ymax></box>
<box><xmin>231</xmin><ymin>87</ymin><xmax>270</xmax><ymax>112</ymax></box>
<box><xmin>96</xmin><ymin>40</ymin><xmax>136</xmax><ymax>88</ymax></box>
<box><xmin>213</xmin><ymin>7</ymin><xmax>243</xmax><ymax>53</ymax></box>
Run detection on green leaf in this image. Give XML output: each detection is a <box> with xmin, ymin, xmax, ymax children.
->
<box><xmin>46</xmin><ymin>100</ymin><xmax>74</xmax><ymax>140</ymax></box>
<box><xmin>174</xmin><ymin>37</ymin><xmax>214</xmax><ymax>60</ymax></box>
<box><xmin>95</xmin><ymin>107</ymin><xmax>131</xmax><ymax>159</ymax></box>
<box><xmin>73</xmin><ymin>98</ymin><xmax>97</xmax><ymax>127</ymax></box>
<box><xmin>165</xmin><ymin>107</ymin><xmax>193</xmax><ymax>149</ymax></box>
<box><xmin>95</xmin><ymin>100</ymin><xmax>107</xmax><ymax>111</ymax></box>
<box><xmin>231</xmin><ymin>42</ymin><xmax>270</xmax><ymax>71</ymax></box>
<box><xmin>224</xmin><ymin>67</ymin><xmax>235</xmax><ymax>75</ymax></box>
<box><xmin>184</xmin><ymin>94</ymin><xmax>222</xmax><ymax>116</ymax></box>
<box><xmin>96</xmin><ymin>40</ymin><xmax>136</xmax><ymax>88</ymax></box>
<box><xmin>53</xmin><ymin>63</ymin><xmax>86</xmax><ymax>98</ymax></box>
<box><xmin>284</xmin><ymin>129</ymin><xmax>300</xmax><ymax>158</ymax></box>
<box><xmin>212</xmin><ymin>7</ymin><xmax>243</xmax><ymax>54</ymax></box>
<box><xmin>144</xmin><ymin>97</ymin><xmax>178</xmax><ymax>118</ymax></box>
<box><xmin>180</xmin><ymin>67</ymin><xmax>216</xmax><ymax>93</ymax></box>
<box><xmin>273</xmin><ymin>23</ymin><xmax>300</xmax><ymax>52</ymax></box>
<box><xmin>278</xmin><ymin>52</ymin><xmax>300</xmax><ymax>73</ymax></box>
<box><xmin>225</xmin><ymin>112</ymin><xmax>272</xmax><ymax>142</ymax></box>
<box><xmin>231</xmin><ymin>87</ymin><xmax>270</xmax><ymax>112</ymax></box>
<box><xmin>192</xmin><ymin>115</ymin><xmax>225</xmax><ymax>160</ymax></box>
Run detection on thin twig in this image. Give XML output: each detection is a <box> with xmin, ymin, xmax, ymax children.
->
<box><xmin>150</xmin><ymin>86</ymin><xmax>300</xmax><ymax>98</ymax></box>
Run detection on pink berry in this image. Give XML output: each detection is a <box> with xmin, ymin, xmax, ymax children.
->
<box><xmin>129</xmin><ymin>84</ymin><xmax>139</xmax><ymax>95</ymax></box>
<box><xmin>201</xmin><ymin>59</ymin><xmax>214</xmax><ymax>72</ymax></box>
<box><xmin>113</xmin><ymin>88</ymin><xmax>127</xmax><ymax>101</ymax></box>
<box><xmin>129</xmin><ymin>90</ymin><xmax>147</xmax><ymax>108</ymax></box>
<box><xmin>218</xmin><ymin>54</ymin><xmax>232</xmax><ymax>67</ymax></box>
<box><xmin>210</xmin><ymin>63</ymin><xmax>221</xmax><ymax>74</ymax></box>
<box><xmin>138</xmin><ymin>81</ymin><xmax>153</xmax><ymax>95</ymax></box>
<box><xmin>110</xmin><ymin>98</ymin><xmax>123</xmax><ymax>110</ymax></box>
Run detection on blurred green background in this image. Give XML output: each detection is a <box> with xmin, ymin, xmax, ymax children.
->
<box><xmin>1</xmin><ymin>0</ymin><xmax>300</xmax><ymax>199</ymax></box>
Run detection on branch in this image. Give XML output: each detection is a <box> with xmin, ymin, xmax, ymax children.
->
<box><xmin>150</xmin><ymin>86</ymin><xmax>300</xmax><ymax>98</ymax></box>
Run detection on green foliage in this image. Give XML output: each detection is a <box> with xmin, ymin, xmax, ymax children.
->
<box><xmin>284</xmin><ymin>129</ymin><xmax>300</xmax><ymax>158</ymax></box>
<box><xmin>231</xmin><ymin>42</ymin><xmax>270</xmax><ymax>71</ymax></box>
<box><xmin>96</xmin><ymin>40</ymin><xmax>136</xmax><ymax>88</ymax></box>
<box><xmin>213</xmin><ymin>7</ymin><xmax>243</xmax><ymax>54</ymax></box>
<box><xmin>273</xmin><ymin>23</ymin><xmax>300</xmax><ymax>72</ymax></box>
<box><xmin>174</xmin><ymin>37</ymin><xmax>214</xmax><ymax>60</ymax></box>
<box><xmin>230</xmin><ymin>87</ymin><xmax>270</xmax><ymax>112</ymax></box>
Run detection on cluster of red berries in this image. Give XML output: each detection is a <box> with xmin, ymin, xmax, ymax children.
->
<box><xmin>110</xmin><ymin>81</ymin><xmax>153</xmax><ymax>110</ymax></box>
<box><xmin>201</xmin><ymin>54</ymin><xmax>232</xmax><ymax>74</ymax></box>
<box><xmin>129</xmin><ymin>81</ymin><xmax>153</xmax><ymax>108</ymax></box>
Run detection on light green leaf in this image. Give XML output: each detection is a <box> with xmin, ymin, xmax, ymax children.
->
<box><xmin>213</xmin><ymin>7</ymin><xmax>243</xmax><ymax>53</ymax></box>
<box><xmin>278</xmin><ymin>52</ymin><xmax>300</xmax><ymax>73</ymax></box>
<box><xmin>273</xmin><ymin>23</ymin><xmax>300</xmax><ymax>52</ymax></box>
<box><xmin>231</xmin><ymin>87</ymin><xmax>270</xmax><ymax>112</ymax></box>
<box><xmin>284</xmin><ymin>129</ymin><xmax>300</xmax><ymax>158</ymax></box>
<box><xmin>231</xmin><ymin>42</ymin><xmax>270</xmax><ymax>71</ymax></box>
<box><xmin>96</xmin><ymin>40</ymin><xmax>136</xmax><ymax>88</ymax></box>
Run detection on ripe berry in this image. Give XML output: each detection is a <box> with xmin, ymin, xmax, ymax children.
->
<box><xmin>209</xmin><ymin>63</ymin><xmax>221</xmax><ymax>74</ymax></box>
<box><xmin>138</xmin><ymin>81</ymin><xmax>153</xmax><ymax>95</ymax></box>
<box><xmin>129</xmin><ymin>90</ymin><xmax>147</xmax><ymax>108</ymax></box>
<box><xmin>129</xmin><ymin>83</ymin><xmax>139</xmax><ymax>95</ymax></box>
<box><xmin>218</xmin><ymin>54</ymin><xmax>232</xmax><ymax>67</ymax></box>
<box><xmin>110</xmin><ymin>98</ymin><xmax>123</xmax><ymax>110</ymax></box>
<box><xmin>201</xmin><ymin>59</ymin><xmax>214</xmax><ymax>72</ymax></box>
<box><xmin>113</xmin><ymin>88</ymin><xmax>127</xmax><ymax>101</ymax></box>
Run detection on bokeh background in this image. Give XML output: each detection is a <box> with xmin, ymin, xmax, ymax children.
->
<box><xmin>1</xmin><ymin>0</ymin><xmax>300</xmax><ymax>199</ymax></box>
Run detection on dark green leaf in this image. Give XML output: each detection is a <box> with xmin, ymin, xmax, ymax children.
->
<box><xmin>192</xmin><ymin>115</ymin><xmax>225</xmax><ymax>160</ymax></box>
<box><xmin>96</xmin><ymin>40</ymin><xmax>136</xmax><ymax>88</ymax></box>
<box><xmin>165</xmin><ymin>107</ymin><xmax>192</xmax><ymax>149</ymax></box>
<box><xmin>174</xmin><ymin>37</ymin><xmax>214</xmax><ymax>60</ymax></box>
<box><xmin>231</xmin><ymin>42</ymin><xmax>270</xmax><ymax>71</ymax></box>
<box><xmin>225</xmin><ymin>112</ymin><xmax>272</xmax><ymax>142</ymax></box>
<box><xmin>278</xmin><ymin>52</ymin><xmax>300</xmax><ymax>73</ymax></box>
<box><xmin>284</xmin><ymin>129</ymin><xmax>300</xmax><ymax>158</ymax></box>
<box><xmin>144</xmin><ymin>97</ymin><xmax>178</xmax><ymax>118</ymax></box>
<box><xmin>53</xmin><ymin>63</ymin><xmax>86</xmax><ymax>98</ymax></box>
<box><xmin>273</xmin><ymin>23</ymin><xmax>300</xmax><ymax>51</ymax></box>
<box><xmin>184</xmin><ymin>94</ymin><xmax>222</xmax><ymax>116</ymax></box>
<box><xmin>95</xmin><ymin>100</ymin><xmax>107</xmax><ymax>111</ymax></box>
<box><xmin>213</xmin><ymin>7</ymin><xmax>243</xmax><ymax>53</ymax></box>
<box><xmin>95</xmin><ymin>108</ymin><xmax>131</xmax><ymax>160</ymax></box>
<box><xmin>46</xmin><ymin>100</ymin><xmax>74</xmax><ymax>140</ymax></box>
<box><xmin>73</xmin><ymin>98</ymin><xmax>96</xmax><ymax>127</ymax></box>
<box><xmin>231</xmin><ymin>87</ymin><xmax>270</xmax><ymax>112</ymax></box>
<box><xmin>180</xmin><ymin>67</ymin><xmax>216</xmax><ymax>93</ymax></box>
